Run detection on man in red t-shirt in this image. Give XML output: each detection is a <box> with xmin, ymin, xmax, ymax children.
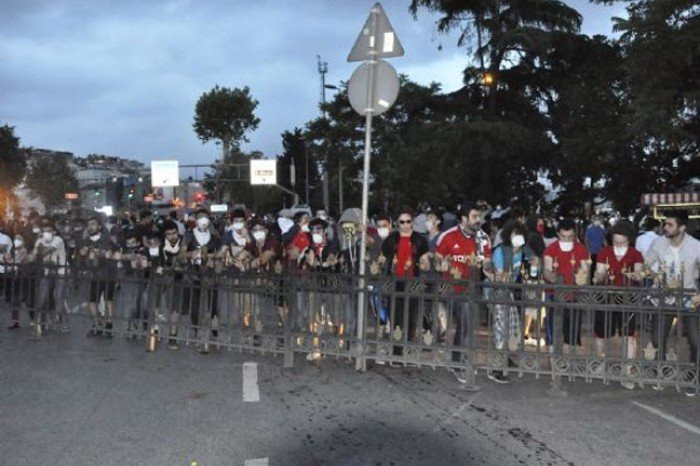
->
<box><xmin>435</xmin><ymin>204</ymin><xmax>493</xmax><ymax>373</ymax></box>
<box><xmin>543</xmin><ymin>218</ymin><xmax>590</xmax><ymax>350</ymax></box>
<box><xmin>592</xmin><ymin>221</ymin><xmax>644</xmax><ymax>388</ymax></box>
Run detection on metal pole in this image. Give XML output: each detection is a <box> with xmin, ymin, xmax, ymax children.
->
<box><xmin>305</xmin><ymin>142</ymin><xmax>310</xmax><ymax>205</ymax></box>
<box><xmin>355</xmin><ymin>5</ymin><xmax>379</xmax><ymax>372</ymax></box>
<box><xmin>339</xmin><ymin>162</ymin><xmax>344</xmax><ymax>214</ymax></box>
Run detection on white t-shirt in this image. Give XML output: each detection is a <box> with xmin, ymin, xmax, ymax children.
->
<box><xmin>0</xmin><ymin>232</ymin><xmax>12</xmax><ymax>273</ymax></box>
<box><xmin>645</xmin><ymin>234</ymin><xmax>700</xmax><ymax>290</ymax></box>
<box><xmin>635</xmin><ymin>231</ymin><xmax>659</xmax><ymax>257</ymax></box>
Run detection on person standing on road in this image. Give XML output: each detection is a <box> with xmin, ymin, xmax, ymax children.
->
<box><xmin>643</xmin><ymin>210</ymin><xmax>700</xmax><ymax>396</ymax></box>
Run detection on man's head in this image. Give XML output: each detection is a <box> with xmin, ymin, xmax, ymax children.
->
<box><xmin>124</xmin><ymin>231</ymin><xmax>140</xmax><ymax>250</ymax></box>
<box><xmin>556</xmin><ymin>218</ymin><xmax>577</xmax><ymax>250</ymax></box>
<box><xmin>396</xmin><ymin>207</ymin><xmax>414</xmax><ymax>236</ymax></box>
<box><xmin>40</xmin><ymin>219</ymin><xmax>55</xmax><ymax>242</ymax></box>
<box><xmin>610</xmin><ymin>220</ymin><xmax>634</xmax><ymax>256</ymax></box>
<box><xmin>86</xmin><ymin>216</ymin><xmax>102</xmax><ymax>235</ymax></box>
<box><xmin>663</xmin><ymin>210</ymin><xmax>689</xmax><ymax>239</ymax></box>
<box><xmin>294</xmin><ymin>211</ymin><xmax>311</xmax><ymax>232</ymax></box>
<box><xmin>459</xmin><ymin>202</ymin><xmax>481</xmax><ymax>233</ymax></box>
<box><xmin>315</xmin><ymin>209</ymin><xmax>328</xmax><ymax>221</ymax></box>
<box><xmin>162</xmin><ymin>221</ymin><xmax>179</xmax><ymax>244</ymax></box>
<box><xmin>644</xmin><ymin>217</ymin><xmax>661</xmax><ymax>233</ymax></box>
<box><xmin>230</xmin><ymin>208</ymin><xmax>246</xmax><ymax>231</ymax></box>
<box><xmin>309</xmin><ymin>218</ymin><xmax>329</xmax><ymax>244</ymax></box>
<box><xmin>376</xmin><ymin>214</ymin><xmax>392</xmax><ymax>239</ymax></box>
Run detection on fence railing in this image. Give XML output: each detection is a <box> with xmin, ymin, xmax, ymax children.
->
<box><xmin>1</xmin><ymin>263</ymin><xmax>697</xmax><ymax>392</ymax></box>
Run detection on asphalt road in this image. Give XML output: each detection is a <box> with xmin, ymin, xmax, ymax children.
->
<box><xmin>1</xmin><ymin>314</ymin><xmax>699</xmax><ymax>466</ymax></box>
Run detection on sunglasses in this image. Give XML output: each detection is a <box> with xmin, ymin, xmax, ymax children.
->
<box><xmin>398</xmin><ymin>219</ymin><xmax>412</xmax><ymax>224</ymax></box>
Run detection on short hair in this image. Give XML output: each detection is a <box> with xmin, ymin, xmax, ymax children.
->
<box><xmin>664</xmin><ymin>210</ymin><xmax>689</xmax><ymax>226</ymax></box>
<box><xmin>428</xmin><ymin>209</ymin><xmax>444</xmax><ymax>226</ymax></box>
<box><xmin>375</xmin><ymin>213</ymin><xmax>392</xmax><ymax>224</ymax></box>
<box><xmin>162</xmin><ymin>221</ymin><xmax>178</xmax><ymax>233</ymax></box>
<box><xmin>231</xmin><ymin>208</ymin><xmax>246</xmax><ymax>220</ymax></box>
<box><xmin>458</xmin><ymin>202</ymin><xmax>478</xmax><ymax>219</ymax></box>
<box><xmin>610</xmin><ymin>220</ymin><xmax>635</xmax><ymax>241</ymax></box>
<box><xmin>169</xmin><ymin>210</ymin><xmax>178</xmax><ymax>219</ymax></box>
<box><xmin>557</xmin><ymin>218</ymin><xmax>576</xmax><ymax>232</ymax></box>
<box><xmin>644</xmin><ymin>217</ymin><xmax>660</xmax><ymax>231</ymax></box>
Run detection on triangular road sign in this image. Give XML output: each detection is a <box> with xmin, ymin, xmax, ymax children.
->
<box><xmin>347</xmin><ymin>3</ymin><xmax>404</xmax><ymax>62</ymax></box>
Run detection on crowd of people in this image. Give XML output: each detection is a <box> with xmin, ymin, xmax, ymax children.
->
<box><xmin>1</xmin><ymin>201</ymin><xmax>699</xmax><ymax>393</ymax></box>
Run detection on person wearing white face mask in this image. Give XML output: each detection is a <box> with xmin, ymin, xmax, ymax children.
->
<box><xmin>221</xmin><ymin>209</ymin><xmax>251</xmax><ymax>271</ymax></box>
<box><xmin>591</xmin><ymin>221</ymin><xmax>644</xmax><ymax>389</ymax></box>
<box><xmin>31</xmin><ymin>219</ymin><xmax>68</xmax><ymax>336</ymax></box>
<box><xmin>543</xmin><ymin>218</ymin><xmax>590</xmax><ymax>354</ymax></box>
<box><xmin>6</xmin><ymin>233</ymin><xmax>31</xmax><ymax>330</ymax></box>
<box><xmin>488</xmin><ymin>221</ymin><xmax>536</xmax><ymax>383</ymax></box>
<box><xmin>183</xmin><ymin>210</ymin><xmax>222</xmax><ymax>352</ymax></box>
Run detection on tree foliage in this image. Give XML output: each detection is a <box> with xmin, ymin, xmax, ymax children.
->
<box><xmin>193</xmin><ymin>85</ymin><xmax>261</xmax><ymax>157</ymax></box>
<box><xmin>24</xmin><ymin>154</ymin><xmax>78</xmax><ymax>213</ymax></box>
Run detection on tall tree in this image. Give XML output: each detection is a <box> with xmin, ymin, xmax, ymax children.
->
<box><xmin>0</xmin><ymin>124</ymin><xmax>27</xmax><ymax>218</ymax></box>
<box><xmin>277</xmin><ymin>128</ymin><xmax>321</xmax><ymax>207</ymax></box>
<box><xmin>193</xmin><ymin>85</ymin><xmax>261</xmax><ymax>158</ymax></box>
<box><xmin>25</xmin><ymin>153</ymin><xmax>78</xmax><ymax>213</ymax></box>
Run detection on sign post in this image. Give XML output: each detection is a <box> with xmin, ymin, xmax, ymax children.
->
<box><xmin>347</xmin><ymin>3</ymin><xmax>403</xmax><ymax>371</ymax></box>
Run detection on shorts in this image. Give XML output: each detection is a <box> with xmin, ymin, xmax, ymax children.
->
<box><xmin>89</xmin><ymin>279</ymin><xmax>116</xmax><ymax>303</ymax></box>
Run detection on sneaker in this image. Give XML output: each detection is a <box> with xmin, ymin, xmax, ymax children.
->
<box><xmin>685</xmin><ymin>387</ymin><xmax>697</xmax><ymax>398</ymax></box>
<box><xmin>620</xmin><ymin>381</ymin><xmax>635</xmax><ymax>390</ymax></box>
<box><xmin>487</xmin><ymin>371</ymin><xmax>510</xmax><ymax>384</ymax></box>
<box><xmin>87</xmin><ymin>327</ymin><xmax>100</xmax><ymax>337</ymax></box>
<box><xmin>7</xmin><ymin>322</ymin><xmax>20</xmax><ymax>330</ymax></box>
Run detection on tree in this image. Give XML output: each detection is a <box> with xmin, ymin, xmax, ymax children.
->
<box><xmin>0</xmin><ymin>124</ymin><xmax>27</xmax><ymax>218</ymax></box>
<box><xmin>25</xmin><ymin>153</ymin><xmax>78</xmax><ymax>213</ymax></box>
<box><xmin>193</xmin><ymin>85</ymin><xmax>261</xmax><ymax>158</ymax></box>
<box><xmin>277</xmin><ymin>128</ymin><xmax>321</xmax><ymax>207</ymax></box>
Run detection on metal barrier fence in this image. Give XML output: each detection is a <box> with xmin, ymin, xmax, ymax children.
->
<box><xmin>1</xmin><ymin>263</ymin><xmax>698</xmax><ymax>392</ymax></box>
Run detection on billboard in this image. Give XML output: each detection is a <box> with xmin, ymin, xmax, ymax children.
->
<box><xmin>250</xmin><ymin>159</ymin><xmax>277</xmax><ymax>185</ymax></box>
<box><xmin>151</xmin><ymin>160</ymin><xmax>179</xmax><ymax>187</ymax></box>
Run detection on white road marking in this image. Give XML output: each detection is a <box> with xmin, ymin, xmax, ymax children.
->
<box><xmin>244</xmin><ymin>458</ymin><xmax>269</xmax><ymax>466</ymax></box>
<box><xmin>242</xmin><ymin>362</ymin><xmax>260</xmax><ymax>402</ymax></box>
<box><xmin>632</xmin><ymin>401</ymin><xmax>700</xmax><ymax>436</ymax></box>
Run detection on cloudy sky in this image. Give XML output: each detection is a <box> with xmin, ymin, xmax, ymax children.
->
<box><xmin>1</xmin><ymin>0</ymin><xmax>626</xmax><ymax>170</ymax></box>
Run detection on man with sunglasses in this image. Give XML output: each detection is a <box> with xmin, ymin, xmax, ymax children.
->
<box><xmin>381</xmin><ymin>208</ymin><xmax>430</xmax><ymax>354</ymax></box>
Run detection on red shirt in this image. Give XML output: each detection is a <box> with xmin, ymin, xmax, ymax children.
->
<box><xmin>596</xmin><ymin>246</ymin><xmax>643</xmax><ymax>286</ymax></box>
<box><xmin>436</xmin><ymin>226</ymin><xmax>492</xmax><ymax>280</ymax></box>
<box><xmin>286</xmin><ymin>229</ymin><xmax>310</xmax><ymax>257</ymax></box>
<box><xmin>544</xmin><ymin>241</ymin><xmax>590</xmax><ymax>285</ymax></box>
<box><xmin>395</xmin><ymin>236</ymin><xmax>414</xmax><ymax>278</ymax></box>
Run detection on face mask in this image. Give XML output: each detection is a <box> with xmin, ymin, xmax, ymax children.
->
<box><xmin>559</xmin><ymin>240</ymin><xmax>574</xmax><ymax>252</ymax></box>
<box><xmin>425</xmin><ymin>220</ymin><xmax>435</xmax><ymax>231</ymax></box>
<box><xmin>511</xmin><ymin>235</ymin><xmax>526</xmax><ymax>248</ymax></box>
<box><xmin>318</xmin><ymin>214</ymin><xmax>328</xmax><ymax>221</ymax></box>
<box><xmin>32</xmin><ymin>227</ymin><xmax>40</xmax><ymax>234</ymax></box>
<box><xmin>301</xmin><ymin>224</ymin><xmax>310</xmax><ymax>233</ymax></box>
<box><xmin>126</xmin><ymin>243</ymin><xmax>138</xmax><ymax>251</ymax></box>
<box><xmin>90</xmin><ymin>233</ymin><xmax>101</xmax><ymax>242</ymax></box>
<box><xmin>42</xmin><ymin>232</ymin><xmax>54</xmax><ymax>242</ymax></box>
<box><xmin>13</xmin><ymin>239</ymin><xmax>23</xmax><ymax>248</ymax></box>
<box><xmin>149</xmin><ymin>247</ymin><xmax>160</xmax><ymax>257</ymax></box>
<box><xmin>232</xmin><ymin>221</ymin><xmax>245</xmax><ymax>231</ymax></box>
<box><xmin>253</xmin><ymin>231</ymin><xmax>266</xmax><ymax>242</ymax></box>
<box><xmin>312</xmin><ymin>233</ymin><xmax>324</xmax><ymax>244</ymax></box>
<box><xmin>377</xmin><ymin>227</ymin><xmax>389</xmax><ymax>239</ymax></box>
<box><xmin>196</xmin><ymin>218</ymin><xmax>210</xmax><ymax>230</ymax></box>
<box><xmin>614</xmin><ymin>246</ymin><xmax>628</xmax><ymax>257</ymax></box>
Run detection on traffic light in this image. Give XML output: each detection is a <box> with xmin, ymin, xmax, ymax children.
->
<box><xmin>194</xmin><ymin>192</ymin><xmax>204</xmax><ymax>204</ymax></box>
<box><xmin>128</xmin><ymin>186</ymin><xmax>135</xmax><ymax>199</ymax></box>
<box><xmin>94</xmin><ymin>189</ymin><xmax>100</xmax><ymax>197</ymax></box>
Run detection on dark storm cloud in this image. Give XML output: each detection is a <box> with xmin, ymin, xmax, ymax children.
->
<box><xmin>0</xmin><ymin>0</ymin><xmax>625</xmax><ymax>165</ymax></box>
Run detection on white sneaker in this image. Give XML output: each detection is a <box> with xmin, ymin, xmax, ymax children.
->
<box><xmin>620</xmin><ymin>381</ymin><xmax>635</xmax><ymax>390</ymax></box>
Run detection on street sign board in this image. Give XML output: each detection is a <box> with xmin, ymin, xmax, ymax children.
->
<box><xmin>348</xmin><ymin>59</ymin><xmax>400</xmax><ymax>116</ymax></box>
<box><xmin>64</xmin><ymin>193</ymin><xmax>78</xmax><ymax>200</ymax></box>
<box><xmin>151</xmin><ymin>160</ymin><xmax>179</xmax><ymax>187</ymax></box>
<box><xmin>348</xmin><ymin>3</ymin><xmax>404</xmax><ymax>62</ymax></box>
<box><xmin>210</xmin><ymin>204</ymin><xmax>228</xmax><ymax>213</ymax></box>
<box><xmin>250</xmin><ymin>159</ymin><xmax>277</xmax><ymax>185</ymax></box>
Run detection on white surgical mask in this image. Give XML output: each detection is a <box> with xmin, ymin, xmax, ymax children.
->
<box><xmin>318</xmin><ymin>214</ymin><xmax>328</xmax><ymax>221</ymax></box>
<box><xmin>232</xmin><ymin>221</ymin><xmax>245</xmax><ymax>231</ymax></box>
<box><xmin>42</xmin><ymin>232</ymin><xmax>54</xmax><ymax>242</ymax></box>
<box><xmin>559</xmin><ymin>240</ymin><xmax>574</xmax><ymax>252</ymax></box>
<box><xmin>301</xmin><ymin>224</ymin><xmax>310</xmax><ymax>233</ymax></box>
<box><xmin>149</xmin><ymin>247</ymin><xmax>159</xmax><ymax>257</ymax></box>
<box><xmin>32</xmin><ymin>227</ymin><xmax>40</xmax><ymax>234</ymax></box>
<box><xmin>90</xmin><ymin>233</ymin><xmax>101</xmax><ymax>242</ymax></box>
<box><xmin>13</xmin><ymin>238</ymin><xmax>23</xmax><ymax>248</ymax></box>
<box><xmin>252</xmin><ymin>231</ymin><xmax>267</xmax><ymax>242</ymax></box>
<box><xmin>511</xmin><ymin>235</ymin><xmax>526</xmax><ymax>248</ymax></box>
<box><xmin>377</xmin><ymin>227</ymin><xmax>389</xmax><ymax>239</ymax></box>
<box><xmin>196</xmin><ymin>218</ymin><xmax>210</xmax><ymax>230</ymax></box>
<box><xmin>312</xmin><ymin>233</ymin><xmax>324</xmax><ymax>244</ymax></box>
<box><xmin>613</xmin><ymin>246</ymin><xmax>628</xmax><ymax>257</ymax></box>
